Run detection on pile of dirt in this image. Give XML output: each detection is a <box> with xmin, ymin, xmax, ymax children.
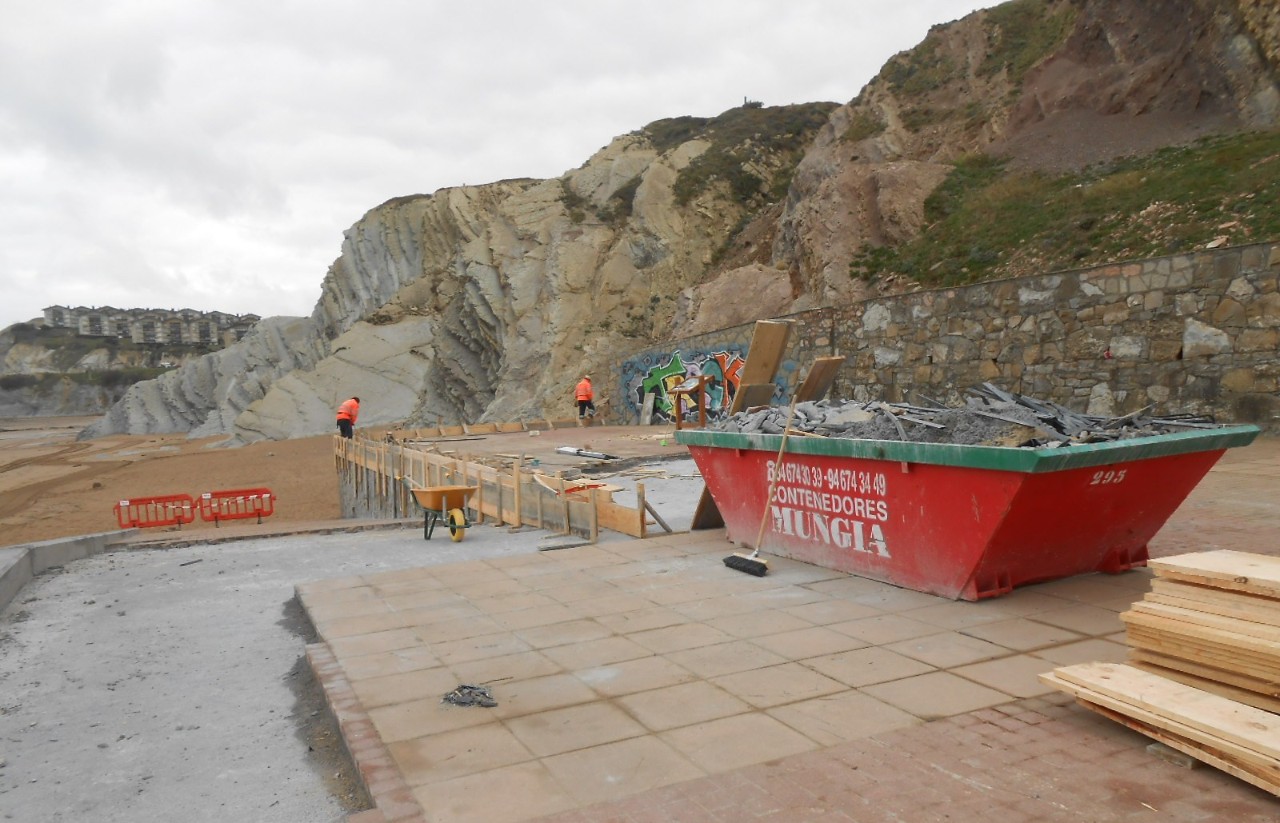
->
<box><xmin>0</xmin><ymin>417</ymin><xmax>341</xmax><ymax>547</ymax></box>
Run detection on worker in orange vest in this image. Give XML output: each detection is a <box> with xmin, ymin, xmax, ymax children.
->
<box><xmin>574</xmin><ymin>375</ymin><xmax>595</xmax><ymax>426</ymax></box>
<box><xmin>336</xmin><ymin>396</ymin><xmax>360</xmax><ymax>439</ymax></box>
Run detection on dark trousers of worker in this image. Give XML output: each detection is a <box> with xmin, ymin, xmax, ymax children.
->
<box><xmin>337</xmin><ymin>419</ymin><xmax>353</xmax><ymax>438</ymax></box>
<box><xmin>577</xmin><ymin>400</ymin><xmax>595</xmax><ymax>419</ymax></box>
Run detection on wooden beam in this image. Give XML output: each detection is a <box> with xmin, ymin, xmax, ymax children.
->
<box><xmin>1052</xmin><ymin>662</ymin><xmax>1280</xmax><ymax>762</ymax></box>
<box><xmin>795</xmin><ymin>355</ymin><xmax>846</xmax><ymax>402</ymax></box>
<box><xmin>737</xmin><ymin>320</ymin><xmax>792</xmax><ymax>385</ymax></box>
<box><xmin>512</xmin><ymin>455</ymin><xmax>522</xmax><ymax>528</ymax></box>
<box><xmin>733</xmin><ymin>383</ymin><xmax>779</xmax><ymax>411</ymax></box>
<box><xmin>1150</xmin><ymin>551</ymin><xmax>1280</xmax><ymax>599</ymax></box>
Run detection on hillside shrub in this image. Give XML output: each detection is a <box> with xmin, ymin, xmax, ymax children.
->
<box><xmin>641</xmin><ymin>116</ymin><xmax>710</xmax><ymax>154</ymax></box>
<box><xmin>980</xmin><ymin>0</ymin><xmax>1077</xmax><ymax>84</ymax></box>
<box><xmin>851</xmin><ymin>129</ymin><xmax>1280</xmax><ymax>288</ymax></box>
<box><xmin>842</xmin><ymin>112</ymin><xmax>886</xmax><ymax>143</ymax></box>
<box><xmin>670</xmin><ymin>103</ymin><xmax>834</xmax><ymax>207</ymax></box>
<box><xmin>598</xmin><ymin>175</ymin><xmax>643</xmax><ymax>224</ymax></box>
<box><xmin>884</xmin><ymin>33</ymin><xmax>960</xmax><ymax>96</ymax></box>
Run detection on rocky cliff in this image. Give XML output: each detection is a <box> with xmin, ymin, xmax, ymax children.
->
<box><xmin>85</xmin><ymin>0</ymin><xmax>1280</xmax><ymax>441</ymax></box>
<box><xmin>0</xmin><ymin>326</ymin><xmax>205</xmax><ymax>418</ymax></box>
<box><xmin>80</xmin><ymin>317</ymin><xmax>325</xmax><ymax>438</ymax></box>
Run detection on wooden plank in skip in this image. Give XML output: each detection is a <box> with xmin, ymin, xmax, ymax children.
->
<box><xmin>691</xmin><ymin>319</ymin><xmax>792</xmax><ymax>531</ymax></box>
<box><xmin>736</xmin><ymin>320</ymin><xmax>792</xmax><ymax>386</ymax></box>
<box><xmin>733</xmin><ymin>383</ymin><xmax>780</xmax><ymax>411</ymax></box>
<box><xmin>794</xmin><ymin>355</ymin><xmax>846</xmax><ymax>402</ymax></box>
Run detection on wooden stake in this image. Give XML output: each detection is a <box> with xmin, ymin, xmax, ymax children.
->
<box><xmin>494</xmin><ymin>465</ymin><xmax>503</xmax><ymax>525</ymax></box>
<box><xmin>637</xmin><ymin>482</ymin><xmax>647</xmax><ymax>538</ymax></box>
<box><xmin>474</xmin><ymin>464</ymin><xmax>483</xmax><ymax>520</ymax></box>
<box><xmin>512</xmin><ymin>455</ymin><xmax>523</xmax><ymax>528</ymax></box>
<box><xmin>557</xmin><ymin>472</ymin><xmax>571</xmax><ymax>535</ymax></box>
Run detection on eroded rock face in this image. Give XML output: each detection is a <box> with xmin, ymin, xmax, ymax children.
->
<box><xmin>230</xmin><ymin>133</ymin><xmax>778</xmax><ymax>439</ymax></box>
<box><xmin>82</xmin><ymin>0</ymin><xmax>1280</xmax><ymax>441</ymax></box>
<box><xmin>0</xmin><ymin>380</ymin><xmax>119</xmax><ymax>418</ymax></box>
<box><xmin>80</xmin><ymin>317</ymin><xmax>325</xmax><ymax>439</ymax></box>
<box><xmin>770</xmin><ymin>0</ymin><xmax>1280</xmax><ymax>312</ymax></box>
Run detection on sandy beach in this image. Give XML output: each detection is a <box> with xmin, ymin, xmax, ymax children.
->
<box><xmin>0</xmin><ymin>415</ymin><xmax>339</xmax><ymax>548</ymax></box>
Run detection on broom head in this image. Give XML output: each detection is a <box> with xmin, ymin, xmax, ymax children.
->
<box><xmin>723</xmin><ymin>552</ymin><xmax>769</xmax><ymax>576</ymax></box>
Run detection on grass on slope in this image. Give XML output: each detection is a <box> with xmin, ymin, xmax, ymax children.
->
<box><xmin>851</xmin><ymin>129</ymin><xmax>1280</xmax><ymax>287</ymax></box>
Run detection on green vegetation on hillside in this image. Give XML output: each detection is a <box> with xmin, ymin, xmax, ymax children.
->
<box><xmin>0</xmin><ymin>368</ymin><xmax>165</xmax><ymax>393</ymax></box>
<box><xmin>0</xmin><ymin>324</ymin><xmax>211</xmax><ymax>396</ymax></box>
<box><xmin>873</xmin><ymin>0</ymin><xmax>1076</xmax><ymax>133</ymax></box>
<box><xmin>597</xmin><ymin>175</ymin><xmax>643</xmax><ymax>225</ymax></box>
<box><xmin>641</xmin><ymin>104</ymin><xmax>836</xmax><ymax>207</ymax></box>
<box><xmin>850</xmin><ymin>129</ymin><xmax>1280</xmax><ymax>286</ymax></box>
<box><xmin>643</xmin><ymin>116</ymin><xmax>711</xmax><ymax>154</ymax></box>
<box><xmin>980</xmin><ymin>0</ymin><xmax>1077</xmax><ymax>84</ymax></box>
<box><xmin>883</xmin><ymin>0</ymin><xmax>1077</xmax><ymax>92</ymax></box>
<box><xmin>885</xmin><ymin>31</ymin><xmax>960</xmax><ymax>97</ymax></box>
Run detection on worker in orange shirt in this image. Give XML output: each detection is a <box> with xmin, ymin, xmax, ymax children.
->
<box><xmin>574</xmin><ymin>375</ymin><xmax>595</xmax><ymax>426</ymax></box>
<box><xmin>336</xmin><ymin>396</ymin><xmax>360</xmax><ymax>439</ymax></box>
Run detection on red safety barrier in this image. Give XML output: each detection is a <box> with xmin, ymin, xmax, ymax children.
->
<box><xmin>114</xmin><ymin>494</ymin><xmax>197</xmax><ymax>529</ymax></box>
<box><xmin>198</xmin><ymin>488</ymin><xmax>275</xmax><ymax>526</ymax></box>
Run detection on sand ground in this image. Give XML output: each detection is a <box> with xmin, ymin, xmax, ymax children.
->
<box><xmin>0</xmin><ymin>416</ymin><xmax>340</xmax><ymax>549</ymax></box>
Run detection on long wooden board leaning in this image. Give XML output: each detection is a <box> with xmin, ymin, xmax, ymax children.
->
<box><xmin>1041</xmin><ymin>549</ymin><xmax>1280</xmax><ymax>796</ymax></box>
<box><xmin>690</xmin><ymin>320</ymin><xmax>794</xmax><ymax>530</ymax></box>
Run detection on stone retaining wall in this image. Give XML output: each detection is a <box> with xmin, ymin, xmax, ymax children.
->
<box><xmin>620</xmin><ymin>241</ymin><xmax>1280</xmax><ymax>429</ymax></box>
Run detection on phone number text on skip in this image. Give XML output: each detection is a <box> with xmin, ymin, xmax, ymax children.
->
<box><xmin>766</xmin><ymin>461</ymin><xmax>888</xmax><ymax>496</ymax></box>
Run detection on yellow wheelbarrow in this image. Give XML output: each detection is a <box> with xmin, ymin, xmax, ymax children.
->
<box><xmin>408</xmin><ymin>484</ymin><xmax>478</xmax><ymax>541</ymax></box>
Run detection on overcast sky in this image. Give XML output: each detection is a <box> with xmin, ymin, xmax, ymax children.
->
<box><xmin>0</xmin><ymin>1</ymin><xmax>994</xmax><ymax>331</ymax></box>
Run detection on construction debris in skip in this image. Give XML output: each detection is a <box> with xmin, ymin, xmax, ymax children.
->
<box><xmin>711</xmin><ymin>383</ymin><xmax>1222</xmax><ymax>448</ymax></box>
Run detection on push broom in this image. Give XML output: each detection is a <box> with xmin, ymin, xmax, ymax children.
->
<box><xmin>724</xmin><ymin>397</ymin><xmax>798</xmax><ymax>577</ymax></box>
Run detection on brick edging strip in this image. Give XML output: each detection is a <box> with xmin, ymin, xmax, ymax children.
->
<box><xmin>305</xmin><ymin>642</ymin><xmax>428</xmax><ymax>823</ymax></box>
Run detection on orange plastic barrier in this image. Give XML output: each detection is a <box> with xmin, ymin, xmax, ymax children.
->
<box><xmin>114</xmin><ymin>494</ymin><xmax>197</xmax><ymax>529</ymax></box>
<box><xmin>198</xmin><ymin>488</ymin><xmax>275</xmax><ymax>526</ymax></box>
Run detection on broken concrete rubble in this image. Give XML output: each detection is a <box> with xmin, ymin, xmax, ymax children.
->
<box><xmin>712</xmin><ymin>384</ymin><xmax>1225</xmax><ymax>448</ymax></box>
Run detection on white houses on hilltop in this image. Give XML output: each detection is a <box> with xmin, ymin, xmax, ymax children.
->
<box><xmin>41</xmin><ymin>306</ymin><xmax>261</xmax><ymax>347</ymax></box>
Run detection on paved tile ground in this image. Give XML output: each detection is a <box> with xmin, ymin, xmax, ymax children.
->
<box><xmin>305</xmin><ymin>436</ymin><xmax>1280</xmax><ymax>823</ymax></box>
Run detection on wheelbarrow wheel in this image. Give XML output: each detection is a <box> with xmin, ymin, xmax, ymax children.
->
<box><xmin>447</xmin><ymin>508</ymin><xmax>467</xmax><ymax>541</ymax></box>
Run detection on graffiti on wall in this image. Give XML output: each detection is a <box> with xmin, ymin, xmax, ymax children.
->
<box><xmin>622</xmin><ymin>349</ymin><xmax>752</xmax><ymax>422</ymax></box>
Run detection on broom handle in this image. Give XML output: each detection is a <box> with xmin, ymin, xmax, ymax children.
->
<box><xmin>753</xmin><ymin>396</ymin><xmax>799</xmax><ymax>552</ymax></box>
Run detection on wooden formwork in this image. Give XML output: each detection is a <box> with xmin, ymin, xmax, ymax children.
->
<box><xmin>384</xmin><ymin>419</ymin><xmax>580</xmax><ymax>442</ymax></box>
<box><xmin>334</xmin><ymin>435</ymin><xmax>666</xmax><ymax>541</ymax></box>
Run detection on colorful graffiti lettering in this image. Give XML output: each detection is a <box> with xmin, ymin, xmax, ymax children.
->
<box><xmin>625</xmin><ymin>349</ymin><xmax>747</xmax><ymax>422</ymax></box>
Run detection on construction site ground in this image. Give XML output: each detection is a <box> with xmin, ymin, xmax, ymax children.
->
<box><xmin>0</xmin><ymin>421</ymin><xmax>1277</xmax><ymax>821</ymax></box>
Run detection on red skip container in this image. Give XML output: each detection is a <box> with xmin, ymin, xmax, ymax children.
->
<box><xmin>678</xmin><ymin>425</ymin><xmax>1259</xmax><ymax>600</ymax></box>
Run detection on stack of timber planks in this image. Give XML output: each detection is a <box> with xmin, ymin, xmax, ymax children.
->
<box><xmin>1127</xmin><ymin>551</ymin><xmax>1280</xmax><ymax>713</ymax></box>
<box><xmin>1040</xmin><ymin>550</ymin><xmax>1280</xmax><ymax>796</ymax></box>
